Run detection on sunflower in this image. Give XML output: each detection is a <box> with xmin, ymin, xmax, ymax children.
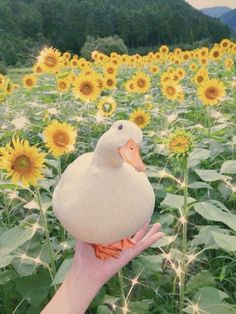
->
<box><xmin>70</xmin><ymin>58</ymin><xmax>79</xmax><ymax>68</ymax></box>
<box><xmin>43</xmin><ymin>121</ymin><xmax>76</xmax><ymax>157</ymax></box>
<box><xmin>199</xmin><ymin>57</ymin><xmax>208</xmax><ymax>66</ymax></box>
<box><xmin>149</xmin><ymin>65</ymin><xmax>160</xmax><ymax>75</ymax></box>
<box><xmin>145</xmin><ymin>102</ymin><xmax>154</xmax><ymax>110</ymax></box>
<box><xmin>3</xmin><ymin>138</ymin><xmax>45</xmax><ymax>187</ymax></box>
<box><xmin>103</xmin><ymin>63</ymin><xmax>117</xmax><ymax>76</ymax></box>
<box><xmin>32</xmin><ymin>63</ymin><xmax>44</xmax><ymax>75</ymax></box>
<box><xmin>225</xmin><ymin>58</ymin><xmax>234</xmax><ymax>70</ymax></box>
<box><xmin>198</xmin><ymin>79</ymin><xmax>226</xmax><ymax>106</ymax></box>
<box><xmin>63</xmin><ymin>52</ymin><xmax>71</xmax><ymax>60</ymax></box>
<box><xmin>209</xmin><ymin>46</ymin><xmax>222</xmax><ymax>60</ymax></box>
<box><xmin>57</xmin><ymin>78</ymin><xmax>70</xmax><ymax>93</ymax></box>
<box><xmin>129</xmin><ymin>109</ymin><xmax>150</xmax><ymax>129</ymax></box>
<box><xmin>91</xmin><ymin>50</ymin><xmax>99</xmax><ymax>60</ymax></box>
<box><xmin>132</xmin><ymin>72</ymin><xmax>151</xmax><ymax>94</ymax></box>
<box><xmin>37</xmin><ymin>47</ymin><xmax>63</xmax><ymax>73</ymax></box>
<box><xmin>160</xmin><ymin>72</ymin><xmax>172</xmax><ymax>85</ymax></box>
<box><xmin>162</xmin><ymin>81</ymin><xmax>182</xmax><ymax>101</ymax></box>
<box><xmin>193</xmin><ymin>68</ymin><xmax>208</xmax><ymax>85</ymax></box>
<box><xmin>97</xmin><ymin>97</ymin><xmax>117</xmax><ymax>117</ymax></box>
<box><xmin>124</xmin><ymin>79</ymin><xmax>135</xmax><ymax>93</ymax></box>
<box><xmin>23</xmin><ymin>74</ymin><xmax>37</xmax><ymax>89</ymax></box>
<box><xmin>0</xmin><ymin>74</ymin><xmax>5</xmax><ymax>88</ymax></box>
<box><xmin>189</xmin><ymin>63</ymin><xmax>197</xmax><ymax>71</ymax></box>
<box><xmin>4</xmin><ymin>80</ymin><xmax>13</xmax><ymax>94</ymax></box>
<box><xmin>182</xmin><ymin>51</ymin><xmax>190</xmax><ymax>62</ymax></box>
<box><xmin>220</xmin><ymin>39</ymin><xmax>231</xmax><ymax>50</ymax></box>
<box><xmin>73</xmin><ymin>73</ymin><xmax>100</xmax><ymax>102</ymax></box>
<box><xmin>0</xmin><ymin>93</ymin><xmax>7</xmax><ymax>104</ymax></box>
<box><xmin>175</xmin><ymin>68</ymin><xmax>185</xmax><ymax>80</ymax></box>
<box><xmin>103</xmin><ymin>75</ymin><xmax>117</xmax><ymax>90</ymax></box>
<box><xmin>167</xmin><ymin>130</ymin><xmax>193</xmax><ymax>157</ymax></box>
<box><xmin>0</xmin><ymin>147</ymin><xmax>6</xmax><ymax>169</ymax></box>
<box><xmin>160</xmin><ymin>45</ymin><xmax>169</xmax><ymax>54</ymax></box>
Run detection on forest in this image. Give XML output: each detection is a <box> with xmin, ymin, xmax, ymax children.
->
<box><xmin>0</xmin><ymin>0</ymin><xmax>230</xmax><ymax>66</ymax></box>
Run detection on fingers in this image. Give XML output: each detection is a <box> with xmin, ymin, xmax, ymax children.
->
<box><xmin>139</xmin><ymin>223</ymin><xmax>161</xmax><ymax>244</ymax></box>
<box><xmin>132</xmin><ymin>219</ymin><xmax>150</xmax><ymax>243</ymax></box>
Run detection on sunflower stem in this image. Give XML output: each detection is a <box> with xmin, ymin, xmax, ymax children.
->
<box><xmin>118</xmin><ymin>269</ymin><xmax>126</xmax><ymax>308</ymax></box>
<box><xmin>36</xmin><ymin>187</ymin><xmax>57</xmax><ymax>278</ymax></box>
<box><xmin>179</xmin><ymin>157</ymin><xmax>188</xmax><ymax>314</ymax></box>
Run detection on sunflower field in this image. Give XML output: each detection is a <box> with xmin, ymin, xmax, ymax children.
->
<box><xmin>0</xmin><ymin>39</ymin><xmax>236</xmax><ymax>314</ymax></box>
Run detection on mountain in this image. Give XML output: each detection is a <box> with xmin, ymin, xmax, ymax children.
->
<box><xmin>202</xmin><ymin>6</ymin><xmax>232</xmax><ymax>18</ymax></box>
<box><xmin>0</xmin><ymin>0</ymin><xmax>231</xmax><ymax>66</ymax></box>
<box><xmin>220</xmin><ymin>9</ymin><xmax>236</xmax><ymax>31</ymax></box>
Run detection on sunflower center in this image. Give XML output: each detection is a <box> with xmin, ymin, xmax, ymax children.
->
<box><xmin>213</xmin><ymin>51</ymin><xmax>219</xmax><ymax>58</ymax></box>
<box><xmin>13</xmin><ymin>155</ymin><xmax>32</xmax><ymax>174</ymax></box>
<box><xmin>137</xmin><ymin>78</ymin><xmax>146</xmax><ymax>88</ymax></box>
<box><xmin>80</xmin><ymin>82</ymin><xmax>93</xmax><ymax>95</ymax></box>
<box><xmin>107</xmin><ymin>79</ymin><xmax>113</xmax><ymax>87</ymax></box>
<box><xmin>26</xmin><ymin>79</ymin><xmax>33</xmax><ymax>86</ymax></box>
<box><xmin>135</xmin><ymin>116</ymin><xmax>144</xmax><ymax>124</ymax></box>
<box><xmin>205</xmin><ymin>87</ymin><xmax>219</xmax><ymax>100</ymax></box>
<box><xmin>107</xmin><ymin>67</ymin><xmax>114</xmax><ymax>74</ymax></box>
<box><xmin>170</xmin><ymin>136</ymin><xmax>189</xmax><ymax>153</ymax></box>
<box><xmin>36</xmin><ymin>66</ymin><xmax>42</xmax><ymax>73</ymax></box>
<box><xmin>59</xmin><ymin>81</ymin><xmax>67</xmax><ymax>90</ymax></box>
<box><xmin>197</xmin><ymin>76</ymin><xmax>204</xmax><ymax>83</ymax></box>
<box><xmin>45</xmin><ymin>55</ymin><xmax>57</xmax><ymax>68</ymax></box>
<box><xmin>102</xmin><ymin>103</ymin><xmax>112</xmax><ymax>113</ymax></box>
<box><xmin>53</xmin><ymin>130</ymin><xmax>70</xmax><ymax>147</ymax></box>
<box><xmin>166</xmin><ymin>86</ymin><xmax>176</xmax><ymax>96</ymax></box>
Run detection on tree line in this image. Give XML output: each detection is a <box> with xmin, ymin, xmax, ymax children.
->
<box><xmin>0</xmin><ymin>0</ymin><xmax>230</xmax><ymax>65</ymax></box>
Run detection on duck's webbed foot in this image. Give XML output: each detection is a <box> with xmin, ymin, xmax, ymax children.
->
<box><xmin>92</xmin><ymin>238</ymin><xmax>135</xmax><ymax>260</ymax></box>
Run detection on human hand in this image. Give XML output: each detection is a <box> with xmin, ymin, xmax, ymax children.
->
<box><xmin>69</xmin><ymin>222</ymin><xmax>164</xmax><ymax>288</ymax></box>
<box><xmin>41</xmin><ymin>222</ymin><xmax>163</xmax><ymax>314</ymax></box>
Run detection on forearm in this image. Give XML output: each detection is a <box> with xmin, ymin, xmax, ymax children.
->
<box><xmin>41</xmin><ymin>264</ymin><xmax>101</xmax><ymax>314</ymax></box>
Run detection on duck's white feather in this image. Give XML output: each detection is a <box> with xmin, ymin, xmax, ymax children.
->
<box><xmin>53</xmin><ymin>152</ymin><xmax>155</xmax><ymax>244</ymax></box>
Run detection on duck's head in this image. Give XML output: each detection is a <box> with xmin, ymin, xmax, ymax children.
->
<box><xmin>93</xmin><ymin>120</ymin><xmax>145</xmax><ymax>172</ymax></box>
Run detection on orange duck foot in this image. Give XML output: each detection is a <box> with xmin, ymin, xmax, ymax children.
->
<box><xmin>92</xmin><ymin>238</ymin><xmax>135</xmax><ymax>260</ymax></box>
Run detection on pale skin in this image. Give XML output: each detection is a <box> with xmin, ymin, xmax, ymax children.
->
<box><xmin>41</xmin><ymin>222</ymin><xmax>163</xmax><ymax>314</ymax></box>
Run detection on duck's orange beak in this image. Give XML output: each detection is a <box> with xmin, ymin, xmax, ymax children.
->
<box><xmin>118</xmin><ymin>139</ymin><xmax>146</xmax><ymax>172</ymax></box>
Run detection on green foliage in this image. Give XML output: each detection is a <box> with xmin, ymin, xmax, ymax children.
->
<box><xmin>0</xmin><ymin>62</ymin><xmax>7</xmax><ymax>75</ymax></box>
<box><xmin>80</xmin><ymin>35</ymin><xmax>128</xmax><ymax>60</ymax></box>
<box><xmin>0</xmin><ymin>0</ymin><xmax>231</xmax><ymax>65</ymax></box>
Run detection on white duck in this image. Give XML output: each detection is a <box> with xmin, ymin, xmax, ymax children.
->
<box><xmin>52</xmin><ymin>120</ymin><xmax>155</xmax><ymax>259</ymax></box>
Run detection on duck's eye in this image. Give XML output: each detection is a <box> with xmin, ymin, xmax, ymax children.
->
<box><xmin>117</xmin><ymin>124</ymin><xmax>123</xmax><ymax>130</ymax></box>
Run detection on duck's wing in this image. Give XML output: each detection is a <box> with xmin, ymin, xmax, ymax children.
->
<box><xmin>52</xmin><ymin>152</ymin><xmax>93</xmax><ymax>208</ymax></box>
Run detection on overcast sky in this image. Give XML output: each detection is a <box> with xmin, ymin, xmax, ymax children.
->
<box><xmin>186</xmin><ymin>0</ymin><xmax>236</xmax><ymax>9</ymax></box>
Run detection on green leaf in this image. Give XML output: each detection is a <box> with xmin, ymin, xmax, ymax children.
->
<box><xmin>53</xmin><ymin>258</ymin><xmax>73</xmax><ymax>285</ymax></box>
<box><xmin>138</xmin><ymin>255</ymin><xmax>163</xmax><ymax>272</ymax></box>
<box><xmin>160</xmin><ymin>193</ymin><xmax>196</xmax><ymax>210</ymax></box>
<box><xmin>16</xmin><ymin>272</ymin><xmax>51</xmax><ymax>307</ymax></box>
<box><xmin>188</xmin><ymin>148</ymin><xmax>210</xmax><ymax>168</ymax></box>
<box><xmin>0</xmin><ymin>255</ymin><xmax>14</xmax><ymax>268</ymax></box>
<box><xmin>151</xmin><ymin>234</ymin><xmax>177</xmax><ymax>248</ymax></box>
<box><xmin>97</xmin><ymin>305</ymin><xmax>112</xmax><ymax>314</ymax></box>
<box><xmin>195</xmin><ymin>169</ymin><xmax>225</xmax><ymax>182</ymax></box>
<box><xmin>188</xmin><ymin>181</ymin><xmax>213</xmax><ymax>189</ymax></box>
<box><xmin>191</xmin><ymin>226</ymin><xmax>229</xmax><ymax>249</ymax></box>
<box><xmin>0</xmin><ymin>226</ymin><xmax>35</xmax><ymax>258</ymax></box>
<box><xmin>211</xmin><ymin>232</ymin><xmax>236</xmax><ymax>252</ymax></box>
<box><xmin>0</xmin><ymin>270</ymin><xmax>15</xmax><ymax>285</ymax></box>
<box><xmin>128</xmin><ymin>300</ymin><xmax>152</xmax><ymax>313</ymax></box>
<box><xmin>194</xmin><ymin>201</ymin><xmax>236</xmax><ymax>231</ymax></box>
<box><xmin>221</xmin><ymin>160</ymin><xmax>236</xmax><ymax>174</ymax></box>
<box><xmin>186</xmin><ymin>270</ymin><xmax>215</xmax><ymax>293</ymax></box>
<box><xmin>184</xmin><ymin>287</ymin><xmax>234</xmax><ymax>314</ymax></box>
